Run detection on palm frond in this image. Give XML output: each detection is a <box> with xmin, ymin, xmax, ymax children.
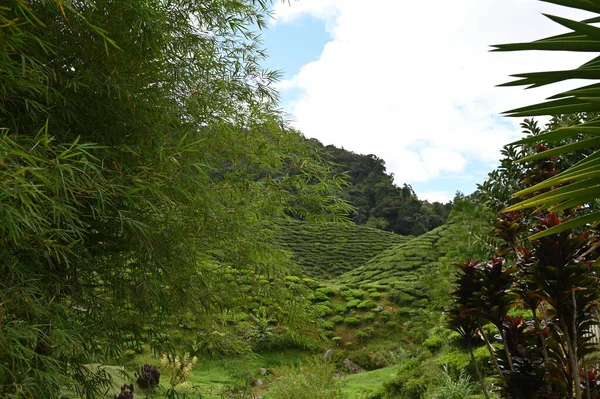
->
<box><xmin>496</xmin><ymin>1</ymin><xmax>600</xmax><ymax>236</ymax></box>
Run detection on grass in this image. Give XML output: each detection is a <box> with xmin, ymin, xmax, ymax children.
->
<box><xmin>341</xmin><ymin>366</ymin><xmax>398</xmax><ymax>399</ymax></box>
<box><xmin>104</xmin><ymin>349</ymin><xmax>315</xmax><ymax>398</ymax></box>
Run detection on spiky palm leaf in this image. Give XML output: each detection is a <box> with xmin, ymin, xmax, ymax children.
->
<box><xmin>494</xmin><ymin>0</ymin><xmax>600</xmax><ymax>239</ymax></box>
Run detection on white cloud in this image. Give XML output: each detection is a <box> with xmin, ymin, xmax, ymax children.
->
<box><xmin>417</xmin><ymin>191</ymin><xmax>456</xmax><ymax>204</ymax></box>
<box><xmin>273</xmin><ymin>0</ymin><xmax>593</xmax><ymax>187</ymax></box>
<box><xmin>272</xmin><ymin>0</ymin><xmax>339</xmax><ymax>25</ymax></box>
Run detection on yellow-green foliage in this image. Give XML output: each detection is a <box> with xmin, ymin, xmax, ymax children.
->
<box><xmin>160</xmin><ymin>353</ymin><xmax>198</xmax><ymax>389</ymax></box>
<box><xmin>265</xmin><ymin>356</ymin><xmax>344</xmax><ymax>399</ymax></box>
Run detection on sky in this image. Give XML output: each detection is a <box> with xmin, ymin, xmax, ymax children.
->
<box><xmin>261</xmin><ymin>1</ymin><xmax>592</xmax><ymax>203</ymax></box>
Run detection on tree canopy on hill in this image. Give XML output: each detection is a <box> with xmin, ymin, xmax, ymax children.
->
<box><xmin>309</xmin><ymin>141</ymin><xmax>452</xmax><ymax>235</ymax></box>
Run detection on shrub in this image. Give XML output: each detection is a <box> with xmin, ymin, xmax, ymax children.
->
<box><xmin>357</xmin><ymin>300</ymin><xmax>376</xmax><ymax>310</ymax></box>
<box><xmin>321</xmin><ymin>321</ymin><xmax>334</xmax><ymax>330</ymax></box>
<box><xmin>341</xmin><ymin>289</ymin><xmax>363</xmax><ymax>300</ymax></box>
<box><xmin>344</xmin><ymin>316</ymin><xmax>361</xmax><ymax>326</ymax></box>
<box><xmin>356</xmin><ymin>331</ymin><xmax>369</xmax><ymax>342</ymax></box>
<box><xmin>388</xmin><ymin>290</ymin><xmax>415</xmax><ymax>305</ymax></box>
<box><xmin>332</xmin><ymin>315</ymin><xmax>344</xmax><ymax>324</ymax></box>
<box><xmin>332</xmin><ymin>336</ymin><xmax>342</xmax><ymax>346</ymax></box>
<box><xmin>315</xmin><ymin>304</ymin><xmax>333</xmax><ymax>317</ymax></box>
<box><xmin>136</xmin><ymin>363</ymin><xmax>160</xmax><ymax>389</ymax></box>
<box><xmin>346</xmin><ymin>299</ymin><xmax>361</xmax><ymax>309</ymax></box>
<box><xmin>123</xmin><ymin>349</ymin><xmax>136</xmax><ymax>359</ymax></box>
<box><xmin>427</xmin><ymin>365</ymin><xmax>476</xmax><ymax>399</ymax></box>
<box><xmin>267</xmin><ymin>356</ymin><xmax>344</xmax><ymax>399</ymax></box>
<box><xmin>435</xmin><ymin>350</ymin><xmax>471</xmax><ymax>373</ymax></box>
<box><xmin>316</xmin><ymin>287</ymin><xmax>336</xmax><ymax>296</ymax></box>
<box><xmin>335</xmin><ymin>304</ymin><xmax>348</xmax><ymax>314</ymax></box>
<box><xmin>367</xmin><ymin>347</ymin><xmax>406</xmax><ymax>368</ymax></box>
<box><xmin>384</xmin><ymin>359</ymin><xmax>427</xmax><ymax>399</ymax></box>
<box><xmin>364</xmin><ymin>312</ymin><xmax>376</xmax><ymax>322</ymax></box>
<box><xmin>422</xmin><ymin>336</ymin><xmax>444</xmax><ymax>352</ymax></box>
<box><xmin>380</xmin><ymin>310</ymin><xmax>392</xmax><ymax>321</ymax></box>
<box><xmin>313</xmin><ymin>290</ymin><xmax>330</xmax><ymax>301</ymax></box>
<box><xmin>386</xmin><ymin>321</ymin><xmax>397</xmax><ymax>328</ymax></box>
<box><xmin>160</xmin><ymin>352</ymin><xmax>198</xmax><ymax>388</ymax></box>
<box><xmin>116</xmin><ymin>384</ymin><xmax>135</xmax><ymax>399</ymax></box>
<box><xmin>369</xmin><ymin>292</ymin><xmax>382</xmax><ymax>299</ymax></box>
<box><xmin>347</xmin><ymin>348</ymin><xmax>385</xmax><ymax>370</ymax></box>
<box><xmin>302</xmin><ymin>278</ymin><xmax>319</xmax><ymax>288</ymax></box>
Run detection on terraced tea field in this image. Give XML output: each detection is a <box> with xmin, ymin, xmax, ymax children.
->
<box><xmin>275</xmin><ymin>220</ymin><xmax>410</xmax><ymax>278</ymax></box>
<box><xmin>336</xmin><ymin>224</ymin><xmax>450</xmax><ymax>298</ymax></box>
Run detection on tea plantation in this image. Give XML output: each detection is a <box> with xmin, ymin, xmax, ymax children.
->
<box><xmin>275</xmin><ymin>219</ymin><xmax>410</xmax><ymax>278</ymax></box>
<box><xmin>105</xmin><ymin>206</ymin><xmax>491</xmax><ymax>398</ymax></box>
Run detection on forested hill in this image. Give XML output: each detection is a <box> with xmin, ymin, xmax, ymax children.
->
<box><xmin>311</xmin><ymin>140</ymin><xmax>453</xmax><ymax>235</ymax></box>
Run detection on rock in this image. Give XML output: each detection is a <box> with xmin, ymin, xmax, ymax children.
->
<box><xmin>343</xmin><ymin>358</ymin><xmax>364</xmax><ymax>373</ymax></box>
<box><xmin>259</xmin><ymin>367</ymin><xmax>268</xmax><ymax>375</ymax></box>
<box><xmin>255</xmin><ymin>379</ymin><xmax>263</xmax><ymax>387</ymax></box>
<box><xmin>323</xmin><ymin>349</ymin><xmax>333</xmax><ymax>360</ymax></box>
<box><xmin>375</xmin><ymin>306</ymin><xmax>384</xmax><ymax>312</ymax></box>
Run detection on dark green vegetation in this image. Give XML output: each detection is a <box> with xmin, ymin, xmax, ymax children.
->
<box><xmin>315</xmin><ymin>142</ymin><xmax>452</xmax><ymax>235</ymax></box>
<box><xmin>0</xmin><ymin>1</ymin><xmax>351</xmax><ymax>397</ymax></box>
<box><xmin>5</xmin><ymin>0</ymin><xmax>600</xmax><ymax>398</ymax></box>
<box><xmin>262</xmin><ymin>201</ymin><xmax>494</xmax><ymax>399</ymax></box>
<box><xmin>443</xmin><ymin>2</ymin><xmax>600</xmax><ymax>397</ymax></box>
<box><xmin>492</xmin><ymin>1</ymin><xmax>600</xmax><ymax>235</ymax></box>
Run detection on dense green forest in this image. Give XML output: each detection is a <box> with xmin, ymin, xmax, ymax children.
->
<box><xmin>4</xmin><ymin>1</ymin><xmax>600</xmax><ymax>399</ymax></box>
<box><xmin>314</xmin><ymin>142</ymin><xmax>453</xmax><ymax>235</ymax></box>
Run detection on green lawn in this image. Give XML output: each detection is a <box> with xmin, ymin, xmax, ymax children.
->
<box><xmin>341</xmin><ymin>366</ymin><xmax>397</xmax><ymax>399</ymax></box>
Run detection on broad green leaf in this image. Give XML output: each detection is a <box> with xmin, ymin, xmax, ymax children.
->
<box><xmin>548</xmin><ymin>193</ymin><xmax>600</xmax><ymax>211</ymax></box>
<box><xmin>502</xmin><ymin>96</ymin><xmax>597</xmax><ymax>117</ymax></box>
<box><xmin>529</xmin><ymin>211</ymin><xmax>600</xmax><ymax>240</ymax></box>
<box><xmin>517</xmin><ymin>136</ymin><xmax>600</xmax><ymax>162</ymax></box>
<box><xmin>510</xmin><ymin>124</ymin><xmax>600</xmax><ymax>146</ymax></box>
<box><xmin>505</xmin><ymin>184</ymin><xmax>600</xmax><ymax>212</ymax></box>
<box><xmin>540</xmin><ymin>0</ymin><xmax>600</xmax><ymax>15</ymax></box>
<box><xmin>543</xmin><ymin>14</ymin><xmax>600</xmax><ymax>41</ymax></box>
<box><xmin>511</xmin><ymin>151</ymin><xmax>600</xmax><ymax>198</ymax></box>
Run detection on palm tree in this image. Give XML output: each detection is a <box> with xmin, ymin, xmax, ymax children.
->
<box><xmin>494</xmin><ymin>0</ymin><xmax>600</xmax><ymax>238</ymax></box>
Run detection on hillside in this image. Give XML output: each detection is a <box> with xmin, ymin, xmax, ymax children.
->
<box><xmin>309</xmin><ymin>140</ymin><xmax>453</xmax><ymax>235</ymax></box>
<box><xmin>336</xmin><ymin>224</ymin><xmax>450</xmax><ymax>290</ymax></box>
<box><xmin>275</xmin><ymin>219</ymin><xmax>410</xmax><ymax>278</ymax></box>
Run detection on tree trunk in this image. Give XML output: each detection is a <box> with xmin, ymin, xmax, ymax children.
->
<box><xmin>585</xmin><ymin>364</ymin><xmax>591</xmax><ymax>399</ymax></box>
<box><xmin>479</xmin><ymin>322</ymin><xmax>503</xmax><ymax>376</ymax></box>
<box><xmin>500</xmin><ymin>328</ymin><xmax>515</xmax><ymax>371</ymax></box>
<box><xmin>572</xmin><ymin>291</ymin><xmax>582</xmax><ymax>399</ymax></box>
<box><xmin>562</xmin><ymin>318</ymin><xmax>582</xmax><ymax>399</ymax></box>
<box><xmin>469</xmin><ymin>341</ymin><xmax>491</xmax><ymax>399</ymax></box>
<box><xmin>532</xmin><ymin>306</ymin><xmax>553</xmax><ymax>395</ymax></box>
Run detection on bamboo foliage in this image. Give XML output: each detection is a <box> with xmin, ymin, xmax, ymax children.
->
<box><xmin>0</xmin><ymin>1</ymin><xmax>352</xmax><ymax>397</ymax></box>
